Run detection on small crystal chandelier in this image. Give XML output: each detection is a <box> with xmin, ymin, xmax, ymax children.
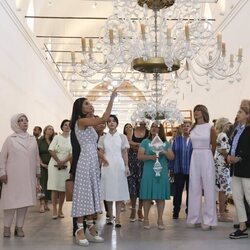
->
<box><xmin>70</xmin><ymin>0</ymin><xmax>243</xmax><ymax>93</ymax></box>
<box><xmin>131</xmin><ymin>73</ymin><xmax>183</xmax><ymax>125</ymax></box>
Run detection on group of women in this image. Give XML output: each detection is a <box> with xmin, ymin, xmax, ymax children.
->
<box><xmin>0</xmin><ymin>93</ymin><xmax>250</xmax><ymax>243</ymax></box>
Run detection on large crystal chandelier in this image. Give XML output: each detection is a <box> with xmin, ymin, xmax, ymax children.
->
<box><xmin>71</xmin><ymin>0</ymin><xmax>243</xmax><ymax>92</ymax></box>
<box><xmin>70</xmin><ymin>0</ymin><xmax>243</xmax><ymax>124</ymax></box>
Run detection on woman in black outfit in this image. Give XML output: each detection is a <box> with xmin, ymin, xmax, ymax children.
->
<box><xmin>227</xmin><ymin>100</ymin><xmax>250</xmax><ymax>239</ymax></box>
<box><xmin>127</xmin><ymin>122</ymin><xmax>149</xmax><ymax>221</ymax></box>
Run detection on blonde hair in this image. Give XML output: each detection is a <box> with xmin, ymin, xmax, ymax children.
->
<box><xmin>240</xmin><ymin>99</ymin><xmax>250</xmax><ymax>126</ymax></box>
<box><xmin>215</xmin><ymin>117</ymin><xmax>230</xmax><ymax>134</ymax></box>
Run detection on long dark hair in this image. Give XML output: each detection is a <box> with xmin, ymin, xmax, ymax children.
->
<box><xmin>69</xmin><ymin>98</ymin><xmax>87</xmax><ymax>177</ymax></box>
<box><xmin>70</xmin><ymin>97</ymin><xmax>87</xmax><ymax>130</ymax></box>
<box><xmin>123</xmin><ymin>123</ymin><xmax>132</xmax><ymax>135</ymax></box>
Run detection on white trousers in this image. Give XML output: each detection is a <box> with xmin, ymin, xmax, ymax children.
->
<box><xmin>232</xmin><ymin>176</ymin><xmax>250</xmax><ymax>223</ymax></box>
<box><xmin>4</xmin><ymin>207</ymin><xmax>28</xmax><ymax>228</ymax></box>
<box><xmin>187</xmin><ymin>153</ymin><xmax>217</xmax><ymax>226</ymax></box>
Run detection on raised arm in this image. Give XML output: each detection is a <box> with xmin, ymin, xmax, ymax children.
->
<box><xmin>78</xmin><ymin>89</ymin><xmax>117</xmax><ymax>128</ymax></box>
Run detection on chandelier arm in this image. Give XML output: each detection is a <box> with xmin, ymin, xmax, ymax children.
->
<box><xmin>193</xmin><ymin>50</ymin><xmax>222</xmax><ymax>70</ymax></box>
<box><xmin>210</xmin><ymin>62</ymin><xmax>242</xmax><ymax>78</ymax></box>
<box><xmin>187</xmin><ymin>61</ymin><xmax>210</xmax><ymax>77</ymax></box>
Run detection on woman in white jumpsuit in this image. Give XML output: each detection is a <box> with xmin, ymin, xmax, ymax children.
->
<box><xmin>187</xmin><ymin>105</ymin><xmax>217</xmax><ymax>230</ymax></box>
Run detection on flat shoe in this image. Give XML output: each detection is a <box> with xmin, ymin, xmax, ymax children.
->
<box><xmin>52</xmin><ymin>215</ymin><xmax>58</xmax><ymax>220</ymax></box>
<box><xmin>39</xmin><ymin>207</ymin><xmax>45</xmax><ymax>213</ymax></box>
<box><xmin>158</xmin><ymin>224</ymin><xmax>165</xmax><ymax>230</ymax></box>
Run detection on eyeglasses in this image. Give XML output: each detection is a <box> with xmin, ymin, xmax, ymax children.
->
<box><xmin>18</xmin><ymin>118</ymin><xmax>28</xmax><ymax>123</ymax></box>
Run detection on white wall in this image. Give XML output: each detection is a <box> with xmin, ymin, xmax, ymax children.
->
<box><xmin>0</xmin><ymin>1</ymin><xmax>73</xmax><ymax>147</ymax></box>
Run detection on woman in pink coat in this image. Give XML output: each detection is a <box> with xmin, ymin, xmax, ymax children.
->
<box><xmin>0</xmin><ymin>113</ymin><xmax>40</xmax><ymax>238</ymax></box>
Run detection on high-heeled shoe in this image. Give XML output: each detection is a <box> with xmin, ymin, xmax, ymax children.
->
<box><xmin>129</xmin><ymin>208</ymin><xmax>136</xmax><ymax>222</ymax></box>
<box><xmin>75</xmin><ymin>225</ymin><xmax>89</xmax><ymax>247</ymax></box>
<box><xmin>3</xmin><ymin>227</ymin><xmax>11</xmax><ymax>237</ymax></box>
<box><xmin>137</xmin><ymin>209</ymin><xmax>144</xmax><ymax>222</ymax></box>
<box><xmin>143</xmin><ymin>220</ymin><xmax>151</xmax><ymax>230</ymax></box>
<box><xmin>14</xmin><ymin>227</ymin><xmax>25</xmax><ymax>237</ymax></box>
<box><xmin>85</xmin><ymin>222</ymin><xmax>104</xmax><ymax>243</ymax></box>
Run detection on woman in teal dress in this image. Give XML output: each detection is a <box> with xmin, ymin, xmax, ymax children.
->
<box><xmin>138</xmin><ymin>122</ymin><xmax>174</xmax><ymax>230</ymax></box>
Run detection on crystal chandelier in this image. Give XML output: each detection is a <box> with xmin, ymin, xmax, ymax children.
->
<box><xmin>70</xmin><ymin>0</ymin><xmax>243</xmax><ymax>93</ymax></box>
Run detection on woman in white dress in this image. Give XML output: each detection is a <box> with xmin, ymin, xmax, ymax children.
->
<box><xmin>98</xmin><ymin>115</ymin><xmax>130</xmax><ymax>227</ymax></box>
<box><xmin>47</xmin><ymin>119</ymin><xmax>72</xmax><ymax>219</ymax></box>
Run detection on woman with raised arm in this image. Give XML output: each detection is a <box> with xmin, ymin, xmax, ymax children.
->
<box><xmin>70</xmin><ymin>89</ymin><xmax>117</xmax><ymax>247</ymax></box>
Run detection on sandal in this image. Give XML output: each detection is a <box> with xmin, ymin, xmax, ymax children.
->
<box><xmin>75</xmin><ymin>223</ymin><xmax>89</xmax><ymax>246</ymax></box>
<box><xmin>229</xmin><ymin>228</ymin><xmax>248</xmax><ymax>239</ymax></box>
<box><xmin>143</xmin><ymin>220</ymin><xmax>150</xmax><ymax>230</ymax></box>
<box><xmin>85</xmin><ymin>221</ymin><xmax>104</xmax><ymax>243</ymax></box>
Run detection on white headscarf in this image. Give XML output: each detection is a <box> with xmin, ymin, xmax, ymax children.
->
<box><xmin>11</xmin><ymin>113</ymin><xmax>29</xmax><ymax>138</ymax></box>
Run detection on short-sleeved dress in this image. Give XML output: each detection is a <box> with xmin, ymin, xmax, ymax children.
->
<box><xmin>47</xmin><ymin>134</ymin><xmax>71</xmax><ymax>192</ymax></box>
<box><xmin>139</xmin><ymin>138</ymin><xmax>171</xmax><ymax>200</ymax></box>
<box><xmin>98</xmin><ymin>132</ymin><xmax>130</xmax><ymax>201</ymax></box>
<box><xmin>214</xmin><ymin>132</ymin><xmax>231</xmax><ymax>194</ymax></box>
<box><xmin>72</xmin><ymin>125</ymin><xmax>102</xmax><ymax>217</ymax></box>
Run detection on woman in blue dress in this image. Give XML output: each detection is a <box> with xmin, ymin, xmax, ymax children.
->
<box><xmin>138</xmin><ymin>122</ymin><xmax>174</xmax><ymax>230</ymax></box>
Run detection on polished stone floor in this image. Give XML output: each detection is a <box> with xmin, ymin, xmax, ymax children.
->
<box><xmin>0</xmin><ymin>199</ymin><xmax>249</xmax><ymax>250</ymax></box>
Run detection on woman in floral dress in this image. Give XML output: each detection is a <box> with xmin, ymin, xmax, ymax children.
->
<box><xmin>214</xmin><ymin>117</ymin><xmax>232</xmax><ymax>222</ymax></box>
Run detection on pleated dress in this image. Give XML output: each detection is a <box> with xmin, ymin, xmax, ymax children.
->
<box><xmin>139</xmin><ymin>138</ymin><xmax>171</xmax><ymax>200</ymax></box>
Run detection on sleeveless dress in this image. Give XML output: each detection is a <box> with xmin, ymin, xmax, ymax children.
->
<box><xmin>71</xmin><ymin>125</ymin><xmax>102</xmax><ymax>217</ymax></box>
<box><xmin>127</xmin><ymin>130</ymin><xmax>149</xmax><ymax>197</ymax></box>
<box><xmin>214</xmin><ymin>132</ymin><xmax>231</xmax><ymax>194</ymax></box>
<box><xmin>187</xmin><ymin>123</ymin><xmax>217</xmax><ymax>226</ymax></box>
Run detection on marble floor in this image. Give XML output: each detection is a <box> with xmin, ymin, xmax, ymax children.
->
<box><xmin>0</xmin><ymin>199</ymin><xmax>249</xmax><ymax>250</ymax></box>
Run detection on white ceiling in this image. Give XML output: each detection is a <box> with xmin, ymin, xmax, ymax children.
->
<box><xmin>9</xmin><ymin>0</ymin><xmax>248</xmax><ymax>125</ymax></box>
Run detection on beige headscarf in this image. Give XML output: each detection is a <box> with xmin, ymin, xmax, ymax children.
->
<box><xmin>11</xmin><ymin>113</ymin><xmax>29</xmax><ymax>136</ymax></box>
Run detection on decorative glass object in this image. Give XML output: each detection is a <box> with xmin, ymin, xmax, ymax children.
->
<box><xmin>151</xmin><ymin>134</ymin><xmax>164</xmax><ymax>177</ymax></box>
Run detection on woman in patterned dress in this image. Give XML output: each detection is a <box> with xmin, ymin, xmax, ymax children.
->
<box><xmin>214</xmin><ymin>118</ymin><xmax>233</xmax><ymax>222</ymax></box>
<box><xmin>70</xmin><ymin>89</ymin><xmax>117</xmax><ymax>247</ymax></box>
<box><xmin>127</xmin><ymin>122</ymin><xmax>149</xmax><ymax>221</ymax></box>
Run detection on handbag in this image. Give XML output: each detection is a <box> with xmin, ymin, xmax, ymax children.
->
<box><xmin>65</xmin><ymin>179</ymin><xmax>74</xmax><ymax>201</ymax></box>
<box><xmin>169</xmin><ymin>175</ymin><xmax>176</xmax><ymax>197</ymax></box>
